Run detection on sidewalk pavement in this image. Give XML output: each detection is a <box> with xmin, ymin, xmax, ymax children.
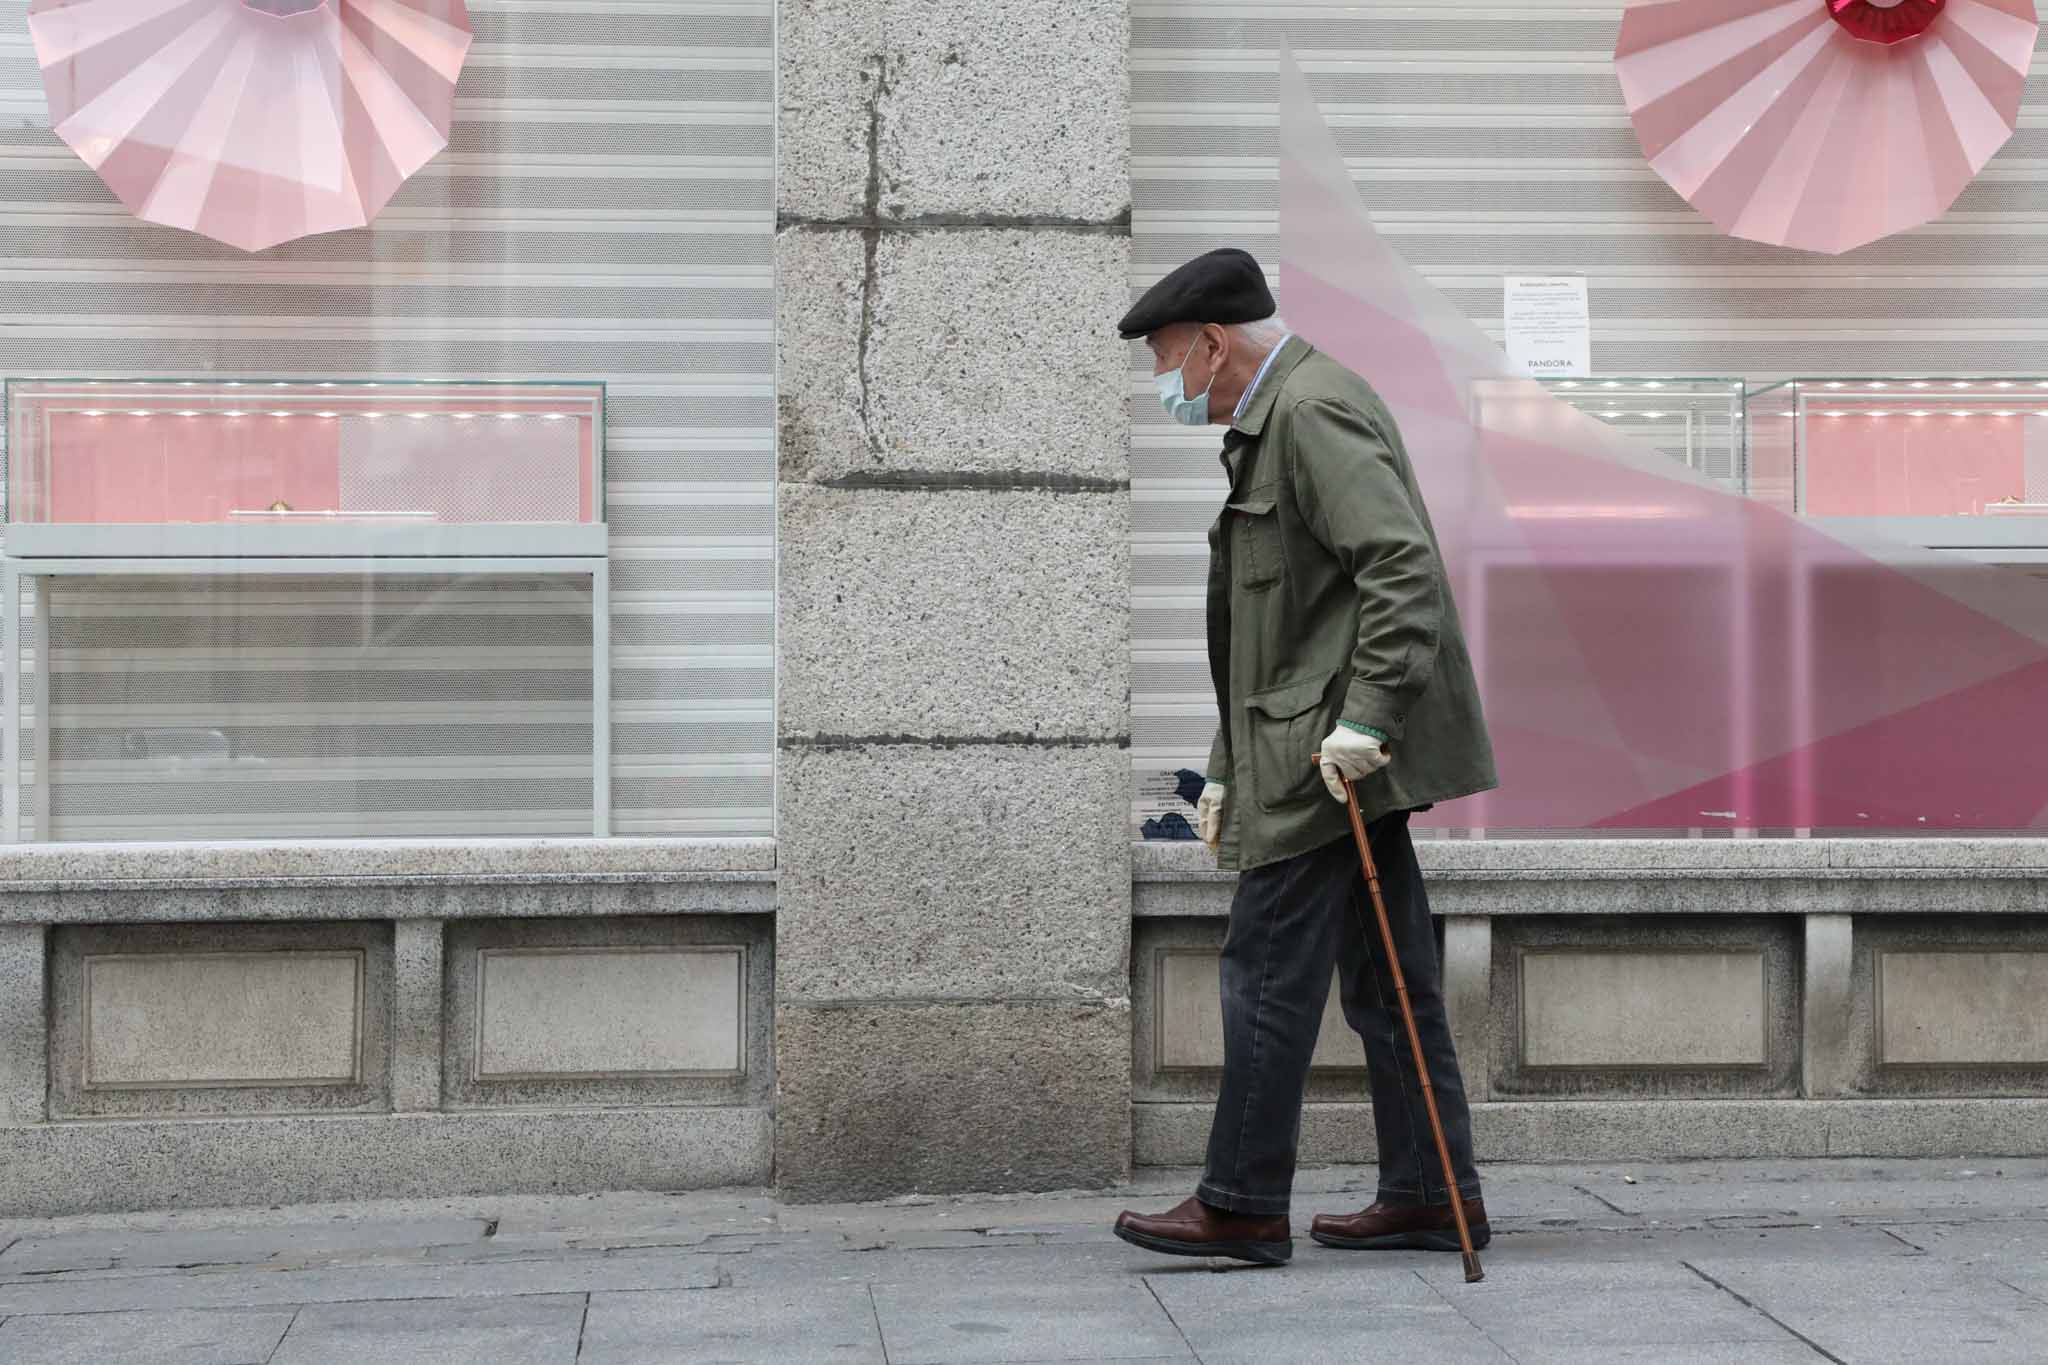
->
<box><xmin>1</xmin><ymin>1158</ymin><xmax>2047</xmax><ymax>1363</ymax></box>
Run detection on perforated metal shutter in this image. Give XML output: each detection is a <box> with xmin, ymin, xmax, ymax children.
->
<box><xmin>1130</xmin><ymin>1</ymin><xmax>2048</xmax><ymax>829</ymax></box>
<box><xmin>0</xmin><ymin>1</ymin><xmax>774</xmax><ymax>840</ymax></box>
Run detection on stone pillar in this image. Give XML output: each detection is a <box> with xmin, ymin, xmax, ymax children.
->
<box><xmin>0</xmin><ymin>924</ymin><xmax>46</xmax><ymax>1124</ymax></box>
<box><xmin>391</xmin><ymin>920</ymin><xmax>445</xmax><ymax>1113</ymax></box>
<box><xmin>774</xmin><ymin>0</ymin><xmax>1133</xmax><ymax>1200</ymax></box>
<box><xmin>1802</xmin><ymin>913</ymin><xmax>1856</xmax><ymax>1098</ymax></box>
<box><xmin>1441</xmin><ymin>917</ymin><xmax>1492</xmax><ymax>1105</ymax></box>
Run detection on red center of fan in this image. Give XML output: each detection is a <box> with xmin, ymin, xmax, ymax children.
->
<box><xmin>1828</xmin><ymin>0</ymin><xmax>1945</xmax><ymax>44</ymax></box>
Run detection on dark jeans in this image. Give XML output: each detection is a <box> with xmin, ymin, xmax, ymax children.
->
<box><xmin>1197</xmin><ymin>814</ymin><xmax>1481</xmax><ymax>1217</ymax></box>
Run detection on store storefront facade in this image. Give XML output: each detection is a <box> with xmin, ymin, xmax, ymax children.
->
<box><xmin>1</xmin><ymin>0</ymin><xmax>2045</xmax><ymax>1214</ymax></box>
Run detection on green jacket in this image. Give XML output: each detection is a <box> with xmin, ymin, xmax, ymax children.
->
<box><xmin>1206</xmin><ymin>337</ymin><xmax>1497</xmax><ymax>871</ymax></box>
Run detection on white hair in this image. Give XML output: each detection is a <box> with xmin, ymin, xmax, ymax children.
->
<box><xmin>1227</xmin><ymin>316</ymin><xmax>1290</xmax><ymax>353</ymax></box>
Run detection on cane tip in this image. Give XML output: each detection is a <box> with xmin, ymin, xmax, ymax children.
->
<box><xmin>1463</xmin><ymin>1254</ymin><xmax>1484</xmax><ymax>1283</ymax></box>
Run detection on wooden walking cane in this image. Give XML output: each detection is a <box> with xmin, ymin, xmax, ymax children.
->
<box><xmin>1314</xmin><ymin>753</ymin><xmax>1484</xmax><ymax>1283</ymax></box>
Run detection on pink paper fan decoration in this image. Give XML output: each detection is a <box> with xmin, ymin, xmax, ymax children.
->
<box><xmin>1616</xmin><ymin>0</ymin><xmax>2038</xmax><ymax>255</ymax></box>
<box><xmin>28</xmin><ymin>0</ymin><xmax>473</xmax><ymax>253</ymax></box>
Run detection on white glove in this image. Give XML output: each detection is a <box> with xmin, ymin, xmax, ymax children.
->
<box><xmin>1196</xmin><ymin>782</ymin><xmax>1226</xmax><ymax>851</ymax></box>
<box><xmin>1318</xmin><ymin>725</ymin><xmax>1390</xmax><ymax>803</ymax></box>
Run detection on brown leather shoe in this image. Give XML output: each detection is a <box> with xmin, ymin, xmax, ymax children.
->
<box><xmin>1113</xmin><ymin>1196</ymin><xmax>1292</xmax><ymax>1265</ymax></box>
<box><xmin>1310</xmin><ymin>1197</ymin><xmax>1491</xmax><ymax>1252</ymax></box>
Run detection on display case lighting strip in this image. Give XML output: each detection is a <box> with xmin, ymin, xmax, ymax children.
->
<box><xmin>51</xmin><ymin>407</ymin><xmax>583</xmax><ymax>420</ymax></box>
<box><xmin>1552</xmin><ymin>380</ymin><xmax>1736</xmax><ymax>391</ymax></box>
<box><xmin>1816</xmin><ymin>409</ymin><xmax>2033</xmax><ymax>417</ymax></box>
<box><xmin>1809</xmin><ymin>380</ymin><xmax>2048</xmax><ymax>389</ymax></box>
<box><xmin>1815</xmin><ymin>397</ymin><xmax>2047</xmax><ymax>406</ymax></box>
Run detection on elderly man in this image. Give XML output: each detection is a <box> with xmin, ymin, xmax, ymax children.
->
<box><xmin>1113</xmin><ymin>248</ymin><xmax>1498</xmax><ymax>1266</ymax></box>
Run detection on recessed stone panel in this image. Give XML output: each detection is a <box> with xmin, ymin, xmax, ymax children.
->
<box><xmin>1490</xmin><ymin>917</ymin><xmax>1799</xmax><ymax>1099</ymax></box>
<box><xmin>1154</xmin><ymin>949</ymin><xmax>1362</xmax><ymax>1072</ymax></box>
<box><xmin>1130</xmin><ymin>919</ymin><xmax>1377</xmax><ymax>1105</ymax></box>
<box><xmin>1847</xmin><ymin>918</ymin><xmax>2048</xmax><ymax>1096</ymax></box>
<box><xmin>1521</xmin><ymin>950</ymin><xmax>1767</xmax><ymax>1068</ymax></box>
<box><xmin>85</xmin><ymin>951</ymin><xmax>363</xmax><ymax>1088</ymax></box>
<box><xmin>49</xmin><ymin>922</ymin><xmax>393</xmax><ymax>1119</ymax></box>
<box><xmin>443</xmin><ymin>916</ymin><xmax>773</xmax><ymax>1110</ymax></box>
<box><xmin>1879</xmin><ymin>951</ymin><xmax>2048</xmax><ymax>1065</ymax></box>
<box><xmin>475</xmin><ymin>947</ymin><xmax>744</xmax><ymax>1079</ymax></box>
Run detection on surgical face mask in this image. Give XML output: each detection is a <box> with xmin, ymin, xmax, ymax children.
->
<box><xmin>1154</xmin><ymin>334</ymin><xmax>1214</xmax><ymax>427</ymax></box>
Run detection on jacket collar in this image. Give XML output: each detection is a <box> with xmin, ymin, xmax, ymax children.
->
<box><xmin>1231</xmin><ymin>335</ymin><xmax>1311</xmax><ymax>438</ymax></box>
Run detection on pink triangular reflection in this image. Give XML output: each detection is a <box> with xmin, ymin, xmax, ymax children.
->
<box><xmin>1275</xmin><ymin>48</ymin><xmax>2048</xmax><ymax>830</ymax></box>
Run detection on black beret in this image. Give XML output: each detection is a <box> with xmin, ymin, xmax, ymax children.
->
<box><xmin>1118</xmin><ymin>247</ymin><xmax>1276</xmax><ymax>340</ymax></box>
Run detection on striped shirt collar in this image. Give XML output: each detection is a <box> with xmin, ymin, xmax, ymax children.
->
<box><xmin>1232</xmin><ymin>332</ymin><xmax>1296</xmax><ymax>429</ymax></box>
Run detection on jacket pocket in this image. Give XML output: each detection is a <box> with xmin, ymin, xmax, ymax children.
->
<box><xmin>1225</xmin><ymin>494</ymin><xmax>1282</xmax><ymax>590</ymax></box>
<box><xmin>1246</xmin><ymin>668</ymin><xmax>1340</xmax><ymax>810</ymax></box>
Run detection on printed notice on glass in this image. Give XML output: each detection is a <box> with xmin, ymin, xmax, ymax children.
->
<box><xmin>1503</xmin><ymin>276</ymin><xmax>1591</xmax><ymax>378</ymax></box>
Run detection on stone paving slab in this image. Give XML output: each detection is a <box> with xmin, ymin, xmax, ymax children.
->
<box><xmin>1575</xmin><ymin>1162</ymin><xmax>2048</xmax><ymax>1219</ymax></box>
<box><xmin>1691</xmin><ymin>1255</ymin><xmax>2048</xmax><ymax>1365</ymax></box>
<box><xmin>1413</xmin><ymin>1259</ymin><xmax>1798</xmax><ymax>1354</ymax></box>
<box><xmin>268</xmin><ymin>1294</ymin><xmax>586</xmax><ymax>1365</ymax></box>
<box><xmin>579</xmin><ymin>1285</ymin><xmax>884</xmax><ymax>1364</ymax></box>
<box><xmin>0</xmin><ymin>1160</ymin><xmax>2044</xmax><ymax>1362</ymax></box>
<box><xmin>1146</xmin><ymin>1263</ymin><xmax>1512</xmax><ymax>1365</ymax></box>
<box><xmin>871</xmin><ymin>1280</ymin><xmax>1192</xmax><ymax>1363</ymax></box>
<box><xmin>1509</xmin><ymin>1346</ymin><xmax>1829</xmax><ymax>1365</ymax></box>
<box><xmin>0</xmin><ymin>1247</ymin><xmax>720</xmax><ymax>1316</ymax></box>
<box><xmin>490</xmin><ymin>1192</ymin><xmax>783</xmax><ymax>1244</ymax></box>
<box><xmin>1490</xmin><ymin>1222</ymin><xmax>1911</xmax><ymax>1267</ymax></box>
<box><xmin>1881</xmin><ymin>1215</ymin><xmax>2048</xmax><ymax>1263</ymax></box>
<box><xmin>0</xmin><ymin>1217</ymin><xmax>492</xmax><ymax>1276</ymax></box>
<box><xmin>0</xmin><ymin>1307</ymin><xmax>294</xmax><ymax>1365</ymax></box>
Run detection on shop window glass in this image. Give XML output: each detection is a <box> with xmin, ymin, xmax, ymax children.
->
<box><xmin>0</xmin><ymin>3</ymin><xmax>774</xmax><ymax>843</ymax></box>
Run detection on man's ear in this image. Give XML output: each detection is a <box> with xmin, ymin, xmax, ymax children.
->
<box><xmin>1202</xmin><ymin>321</ymin><xmax>1230</xmax><ymax>367</ymax></box>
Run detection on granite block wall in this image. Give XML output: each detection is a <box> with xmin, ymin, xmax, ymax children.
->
<box><xmin>773</xmin><ymin>0</ymin><xmax>1134</xmax><ymax>1201</ymax></box>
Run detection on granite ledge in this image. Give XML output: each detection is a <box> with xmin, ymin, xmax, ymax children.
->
<box><xmin>0</xmin><ymin>837</ymin><xmax>776</xmax><ymax>888</ymax></box>
<box><xmin>0</xmin><ymin>877</ymin><xmax>778</xmax><ymax>924</ymax></box>
<box><xmin>1135</xmin><ymin>1097</ymin><xmax>2048</xmax><ymax>1166</ymax></box>
<box><xmin>1134</xmin><ymin>838</ymin><xmax>2048</xmax><ymax>882</ymax></box>
<box><xmin>0</xmin><ymin>1106</ymin><xmax>772</xmax><ymax>1218</ymax></box>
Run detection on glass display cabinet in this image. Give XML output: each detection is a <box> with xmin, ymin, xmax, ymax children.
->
<box><xmin>4</xmin><ymin>379</ymin><xmax>605</xmax><ymax>557</ymax></box>
<box><xmin>1770</xmin><ymin>377</ymin><xmax>2048</xmax><ymax>568</ymax></box>
<box><xmin>1538</xmin><ymin>377</ymin><xmax>1749</xmax><ymax>492</ymax></box>
<box><xmin>1</xmin><ymin>379</ymin><xmax>610</xmax><ymax>842</ymax></box>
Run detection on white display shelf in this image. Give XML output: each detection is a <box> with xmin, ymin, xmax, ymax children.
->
<box><xmin>2</xmin><ymin>522</ymin><xmax>609</xmax><ymax>560</ymax></box>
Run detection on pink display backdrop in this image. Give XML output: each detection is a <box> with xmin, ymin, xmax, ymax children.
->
<box><xmin>1805</xmin><ymin>413</ymin><xmax>2026</xmax><ymax>516</ymax></box>
<box><xmin>10</xmin><ymin>388</ymin><xmax>600</xmax><ymax>526</ymax></box>
<box><xmin>1277</xmin><ymin>51</ymin><xmax>2048</xmax><ymax>832</ymax></box>
<box><xmin>47</xmin><ymin>412</ymin><xmax>342</xmax><ymax>522</ymax></box>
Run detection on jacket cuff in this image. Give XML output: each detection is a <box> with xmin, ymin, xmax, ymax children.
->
<box><xmin>1341</xmin><ymin>681</ymin><xmax>1410</xmax><ymax>742</ymax></box>
<box><xmin>1336</xmin><ymin>720</ymin><xmax>1388</xmax><ymax>743</ymax></box>
<box><xmin>1206</xmin><ymin>735</ymin><xmax>1231</xmax><ymax>786</ymax></box>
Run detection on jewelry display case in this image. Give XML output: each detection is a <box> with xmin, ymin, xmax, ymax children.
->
<box><xmin>1768</xmin><ymin>378</ymin><xmax>2048</xmax><ymax>568</ymax></box>
<box><xmin>1538</xmin><ymin>377</ymin><xmax>1749</xmax><ymax>492</ymax></box>
<box><xmin>4</xmin><ymin>379</ymin><xmax>605</xmax><ymax>557</ymax></box>
<box><xmin>2</xmin><ymin>379</ymin><xmax>611</xmax><ymax>842</ymax></box>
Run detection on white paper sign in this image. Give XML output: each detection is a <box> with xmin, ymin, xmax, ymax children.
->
<box><xmin>1134</xmin><ymin>767</ymin><xmax>1203</xmax><ymax>842</ymax></box>
<box><xmin>1504</xmin><ymin>276</ymin><xmax>1591</xmax><ymax>378</ymax></box>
